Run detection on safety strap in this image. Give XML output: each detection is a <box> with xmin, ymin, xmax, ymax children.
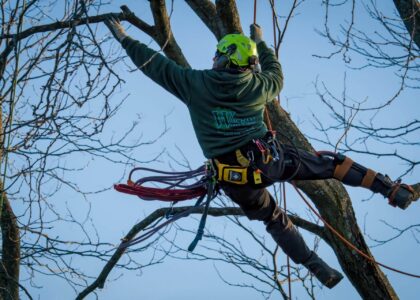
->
<box><xmin>235</xmin><ymin>149</ymin><xmax>250</xmax><ymax>167</ymax></box>
<box><xmin>188</xmin><ymin>178</ymin><xmax>216</xmax><ymax>252</ymax></box>
<box><xmin>333</xmin><ymin>157</ymin><xmax>353</xmax><ymax>180</ymax></box>
<box><xmin>361</xmin><ymin>169</ymin><xmax>377</xmax><ymax>188</ymax></box>
<box><xmin>120</xmin><ymin>193</ymin><xmax>210</xmax><ymax>250</ymax></box>
<box><xmin>388</xmin><ymin>183</ymin><xmax>415</xmax><ymax>207</ymax></box>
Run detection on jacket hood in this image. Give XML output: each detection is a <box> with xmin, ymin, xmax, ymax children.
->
<box><xmin>203</xmin><ymin>69</ymin><xmax>253</xmax><ymax>100</ymax></box>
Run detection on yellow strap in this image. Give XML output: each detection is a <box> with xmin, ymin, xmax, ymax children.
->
<box><xmin>253</xmin><ymin>170</ymin><xmax>262</xmax><ymax>184</ymax></box>
<box><xmin>213</xmin><ymin>159</ymin><xmax>225</xmax><ymax>182</ymax></box>
<box><xmin>235</xmin><ymin>150</ymin><xmax>250</xmax><ymax>167</ymax></box>
<box><xmin>333</xmin><ymin>157</ymin><xmax>354</xmax><ymax>180</ymax></box>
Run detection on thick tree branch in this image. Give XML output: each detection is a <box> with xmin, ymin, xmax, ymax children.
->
<box><xmin>147</xmin><ymin>2</ymin><xmax>190</xmax><ymax>67</ymax></box>
<box><xmin>215</xmin><ymin>0</ymin><xmax>243</xmax><ymax>36</ymax></box>
<box><xmin>76</xmin><ymin>204</ymin><xmax>324</xmax><ymax>299</ymax></box>
<box><xmin>186</xmin><ymin>0</ymin><xmax>223</xmax><ymax>39</ymax></box>
<box><xmin>289</xmin><ymin>214</ymin><xmax>326</xmax><ymax>240</ymax></box>
<box><xmin>76</xmin><ymin>206</ymin><xmax>239</xmax><ymax>299</ymax></box>
<box><xmin>0</xmin><ymin>5</ymin><xmax>190</xmax><ymax>68</ymax></box>
<box><xmin>0</xmin><ymin>13</ymin><xmax>133</xmax><ymax>41</ymax></box>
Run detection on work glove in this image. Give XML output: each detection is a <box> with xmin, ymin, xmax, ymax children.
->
<box><xmin>250</xmin><ymin>24</ymin><xmax>263</xmax><ymax>44</ymax></box>
<box><xmin>105</xmin><ymin>15</ymin><xmax>128</xmax><ymax>43</ymax></box>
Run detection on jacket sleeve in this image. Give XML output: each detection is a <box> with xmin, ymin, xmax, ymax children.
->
<box><xmin>256</xmin><ymin>41</ymin><xmax>284</xmax><ymax>103</ymax></box>
<box><xmin>121</xmin><ymin>37</ymin><xmax>192</xmax><ymax>105</ymax></box>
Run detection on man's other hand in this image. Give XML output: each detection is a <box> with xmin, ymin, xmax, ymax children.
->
<box><xmin>250</xmin><ymin>24</ymin><xmax>263</xmax><ymax>44</ymax></box>
<box><xmin>105</xmin><ymin>15</ymin><xmax>128</xmax><ymax>43</ymax></box>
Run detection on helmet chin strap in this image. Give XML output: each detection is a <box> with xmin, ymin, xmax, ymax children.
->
<box><xmin>252</xmin><ymin>63</ymin><xmax>262</xmax><ymax>73</ymax></box>
<box><xmin>212</xmin><ymin>57</ymin><xmax>260</xmax><ymax>73</ymax></box>
<box><xmin>212</xmin><ymin>54</ymin><xmax>231</xmax><ymax>70</ymax></box>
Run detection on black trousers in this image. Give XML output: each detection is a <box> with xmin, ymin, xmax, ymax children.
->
<box><xmin>217</xmin><ymin>141</ymin><xmax>382</xmax><ymax>264</ymax></box>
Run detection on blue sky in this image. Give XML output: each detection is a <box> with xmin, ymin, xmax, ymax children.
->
<box><xmin>19</xmin><ymin>1</ymin><xmax>419</xmax><ymax>299</ymax></box>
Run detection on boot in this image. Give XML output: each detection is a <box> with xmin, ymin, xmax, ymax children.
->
<box><xmin>388</xmin><ymin>182</ymin><xmax>420</xmax><ymax>210</ymax></box>
<box><xmin>370</xmin><ymin>174</ymin><xmax>419</xmax><ymax>210</ymax></box>
<box><xmin>303</xmin><ymin>251</ymin><xmax>343</xmax><ymax>289</ymax></box>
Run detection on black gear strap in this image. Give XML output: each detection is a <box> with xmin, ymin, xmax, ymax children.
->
<box><xmin>333</xmin><ymin>157</ymin><xmax>354</xmax><ymax>180</ymax></box>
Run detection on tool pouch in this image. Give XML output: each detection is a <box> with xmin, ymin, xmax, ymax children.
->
<box><xmin>216</xmin><ymin>162</ymin><xmax>248</xmax><ymax>185</ymax></box>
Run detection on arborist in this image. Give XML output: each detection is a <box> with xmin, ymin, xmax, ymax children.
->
<box><xmin>105</xmin><ymin>17</ymin><xmax>419</xmax><ymax>289</ymax></box>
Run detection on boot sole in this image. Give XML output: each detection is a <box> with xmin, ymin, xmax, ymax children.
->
<box><xmin>324</xmin><ymin>273</ymin><xmax>344</xmax><ymax>289</ymax></box>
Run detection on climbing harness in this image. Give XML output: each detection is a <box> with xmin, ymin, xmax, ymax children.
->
<box><xmin>115</xmin><ymin>163</ymin><xmax>218</xmax><ymax>252</ymax></box>
<box><xmin>211</xmin><ymin>131</ymin><xmax>283</xmax><ymax>186</ymax></box>
<box><xmin>114</xmin><ymin>130</ymin><xmax>285</xmax><ymax>251</ymax></box>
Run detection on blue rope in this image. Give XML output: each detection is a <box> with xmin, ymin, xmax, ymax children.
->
<box><xmin>188</xmin><ymin>179</ymin><xmax>216</xmax><ymax>252</ymax></box>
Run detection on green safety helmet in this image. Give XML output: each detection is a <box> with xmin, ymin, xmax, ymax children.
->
<box><xmin>216</xmin><ymin>34</ymin><xmax>258</xmax><ymax>67</ymax></box>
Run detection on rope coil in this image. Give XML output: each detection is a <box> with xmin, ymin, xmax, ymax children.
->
<box><xmin>114</xmin><ymin>165</ymin><xmax>209</xmax><ymax>201</ymax></box>
<box><xmin>115</xmin><ymin>164</ymin><xmax>218</xmax><ymax>251</ymax></box>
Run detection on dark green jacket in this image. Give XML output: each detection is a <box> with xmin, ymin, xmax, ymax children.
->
<box><xmin>122</xmin><ymin>37</ymin><xmax>283</xmax><ymax>159</ymax></box>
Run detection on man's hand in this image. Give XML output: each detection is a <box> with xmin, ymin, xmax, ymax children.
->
<box><xmin>105</xmin><ymin>15</ymin><xmax>128</xmax><ymax>43</ymax></box>
<box><xmin>250</xmin><ymin>24</ymin><xmax>263</xmax><ymax>44</ymax></box>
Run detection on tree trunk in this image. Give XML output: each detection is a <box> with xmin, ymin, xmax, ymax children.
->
<box><xmin>267</xmin><ymin>101</ymin><xmax>398</xmax><ymax>299</ymax></box>
<box><xmin>0</xmin><ymin>191</ymin><xmax>20</xmax><ymax>300</ymax></box>
<box><xmin>0</xmin><ymin>17</ymin><xmax>20</xmax><ymax>300</ymax></box>
<box><xmin>393</xmin><ymin>0</ymin><xmax>420</xmax><ymax>48</ymax></box>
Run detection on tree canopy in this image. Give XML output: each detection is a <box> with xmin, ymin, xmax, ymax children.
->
<box><xmin>0</xmin><ymin>1</ymin><xmax>418</xmax><ymax>299</ymax></box>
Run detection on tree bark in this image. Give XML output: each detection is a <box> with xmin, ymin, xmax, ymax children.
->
<box><xmin>393</xmin><ymin>0</ymin><xmax>420</xmax><ymax>48</ymax></box>
<box><xmin>147</xmin><ymin>1</ymin><xmax>191</xmax><ymax>68</ymax></box>
<box><xmin>215</xmin><ymin>0</ymin><xmax>243</xmax><ymax>36</ymax></box>
<box><xmin>186</xmin><ymin>0</ymin><xmax>223</xmax><ymax>39</ymax></box>
<box><xmin>0</xmin><ymin>191</ymin><xmax>20</xmax><ymax>300</ymax></box>
<box><xmin>0</xmin><ymin>22</ymin><xmax>20</xmax><ymax>300</ymax></box>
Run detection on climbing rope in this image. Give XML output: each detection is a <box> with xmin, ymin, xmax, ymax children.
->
<box><xmin>253</xmin><ymin>0</ymin><xmax>274</xmax><ymax>133</ymax></box>
<box><xmin>114</xmin><ymin>165</ymin><xmax>209</xmax><ymax>201</ymax></box>
<box><xmin>268</xmin><ymin>0</ymin><xmax>292</xmax><ymax>296</ymax></box>
<box><xmin>254</xmin><ymin>0</ymin><xmax>292</xmax><ymax>295</ymax></box>
<box><xmin>115</xmin><ymin>163</ymin><xmax>218</xmax><ymax>252</ymax></box>
<box><xmin>282</xmin><ymin>184</ymin><xmax>292</xmax><ymax>299</ymax></box>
